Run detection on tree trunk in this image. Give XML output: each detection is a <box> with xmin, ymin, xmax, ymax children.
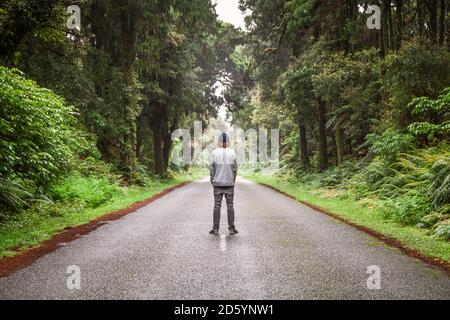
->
<box><xmin>335</xmin><ymin>124</ymin><xmax>345</xmax><ymax>165</ymax></box>
<box><xmin>378</xmin><ymin>29</ymin><xmax>385</xmax><ymax>57</ymax></box>
<box><xmin>162</xmin><ymin>126</ymin><xmax>174</xmax><ymax>174</ymax></box>
<box><xmin>317</xmin><ymin>99</ymin><xmax>329</xmax><ymax>171</ymax></box>
<box><xmin>418</xmin><ymin>0</ymin><xmax>425</xmax><ymax>40</ymax></box>
<box><xmin>387</xmin><ymin>0</ymin><xmax>396</xmax><ymax>50</ymax></box>
<box><xmin>395</xmin><ymin>0</ymin><xmax>403</xmax><ymax>49</ymax></box>
<box><xmin>121</xmin><ymin>65</ymin><xmax>137</xmax><ymax>181</ymax></box>
<box><xmin>428</xmin><ymin>0</ymin><xmax>439</xmax><ymax>44</ymax></box>
<box><xmin>380</xmin><ymin>0</ymin><xmax>389</xmax><ymax>56</ymax></box>
<box><xmin>447</xmin><ymin>0</ymin><xmax>450</xmax><ymax>48</ymax></box>
<box><xmin>298</xmin><ymin>122</ymin><xmax>310</xmax><ymax>170</ymax></box>
<box><xmin>119</xmin><ymin>0</ymin><xmax>140</xmax><ymax>181</ymax></box>
<box><xmin>377</xmin><ymin>0</ymin><xmax>385</xmax><ymax>58</ymax></box>
<box><xmin>91</xmin><ymin>0</ymin><xmax>140</xmax><ymax>181</ymax></box>
<box><xmin>152</xmin><ymin>124</ymin><xmax>165</xmax><ymax>176</ymax></box>
<box><xmin>136</xmin><ymin>115</ymin><xmax>145</xmax><ymax>160</ymax></box>
<box><xmin>439</xmin><ymin>0</ymin><xmax>446</xmax><ymax>45</ymax></box>
<box><xmin>445</xmin><ymin>0</ymin><xmax>450</xmax><ymax>51</ymax></box>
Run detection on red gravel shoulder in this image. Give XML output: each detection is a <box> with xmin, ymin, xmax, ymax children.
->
<box><xmin>0</xmin><ymin>182</ymin><xmax>189</xmax><ymax>278</ymax></box>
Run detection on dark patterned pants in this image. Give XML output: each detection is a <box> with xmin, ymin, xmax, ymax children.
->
<box><xmin>213</xmin><ymin>187</ymin><xmax>235</xmax><ymax>229</ymax></box>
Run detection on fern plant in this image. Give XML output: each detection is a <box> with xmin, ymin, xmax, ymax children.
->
<box><xmin>0</xmin><ymin>178</ymin><xmax>31</xmax><ymax>213</ymax></box>
<box><xmin>427</xmin><ymin>158</ymin><xmax>450</xmax><ymax>209</ymax></box>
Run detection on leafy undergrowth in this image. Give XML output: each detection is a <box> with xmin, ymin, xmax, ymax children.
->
<box><xmin>0</xmin><ymin>170</ymin><xmax>206</xmax><ymax>258</ymax></box>
<box><xmin>242</xmin><ymin>145</ymin><xmax>450</xmax><ymax>262</ymax></box>
<box><xmin>346</xmin><ymin>144</ymin><xmax>450</xmax><ymax>238</ymax></box>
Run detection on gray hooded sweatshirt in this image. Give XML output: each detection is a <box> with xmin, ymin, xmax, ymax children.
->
<box><xmin>209</xmin><ymin>148</ymin><xmax>238</xmax><ymax>187</ymax></box>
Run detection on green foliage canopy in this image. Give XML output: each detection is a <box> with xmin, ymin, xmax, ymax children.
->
<box><xmin>0</xmin><ymin>67</ymin><xmax>82</xmax><ymax>186</ymax></box>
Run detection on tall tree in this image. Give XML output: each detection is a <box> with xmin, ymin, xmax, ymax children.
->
<box><xmin>395</xmin><ymin>0</ymin><xmax>404</xmax><ymax>49</ymax></box>
<box><xmin>428</xmin><ymin>0</ymin><xmax>439</xmax><ymax>44</ymax></box>
<box><xmin>438</xmin><ymin>0</ymin><xmax>446</xmax><ymax>45</ymax></box>
<box><xmin>0</xmin><ymin>0</ymin><xmax>65</xmax><ymax>65</ymax></box>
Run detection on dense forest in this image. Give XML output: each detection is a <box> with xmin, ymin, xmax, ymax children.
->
<box><xmin>225</xmin><ymin>0</ymin><xmax>450</xmax><ymax>239</ymax></box>
<box><xmin>0</xmin><ymin>0</ymin><xmax>240</xmax><ymax>215</ymax></box>
<box><xmin>0</xmin><ymin>0</ymin><xmax>449</xmax><ymax>249</ymax></box>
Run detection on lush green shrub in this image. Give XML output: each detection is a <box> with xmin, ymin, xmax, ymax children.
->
<box><xmin>303</xmin><ymin>162</ymin><xmax>359</xmax><ymax>188</ymax></box>
<box><xmin>0</xmin><ymin>67</ymin><xmax>99</xmax><ymax>211</ymax></box>
<box><xmin>383</xmin><ymin>43</ymin><xmax>450</xmax><ymax>128</ymax></box>
<box><xmin>408</xmin><ymin>87</ymin><xmax>450</xmax><ymax>143</ymax></box>
<box><xmin>0</xmin><ymin>177</ymin><xmax>31</xmax><ymax>212</ymax></box>
<box><xmin>426</xmin><ymin>157</ymin><xmax>450</xmax><ymax>209</ymax></box>
<box><xmin>0</xmin><ymin>67</ymin><xmax>82</xmax><ymax>185</ymax></box>
<box><xmin>383</xmin><ymin>194</ymin><xmax>429</xmax><ymax>225</ymax></box>
<box><xmin>419</xmin><ymin>212</ymin><xmax>446</xmax><ymax>228</ymax></box>
<box><xmin>366</xmin><ymin>129</ymin><xmax>415</xmax><ymax>162</ymax></box>
<box><xmin>434</xmin><ymin>220</ymin><xmax>450</xmax><ymax>240</ymax></box>
<box><xmin>72</xmin><ymin>156</ymin><xmax>114</xmax><ymax>178</ymax></box>
<box><xmin>49</xmin><ymin>174</ymin><xmax>120</xmax><ymax>209</ymax></box>
<box><xmin>345</xmin><ymin>144</ymin><xmax>449</xmax><ymax>234</ymax></box>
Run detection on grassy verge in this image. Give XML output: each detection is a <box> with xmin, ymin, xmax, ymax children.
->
<box><xmin>243</xmin><ymin>173</ymin><xmax>450</xmax><ymax>263</ymax></box>
<box><xmin>0</xmin><ymin>171</ymin><xmax>206</xmax><ymax>258</ymax></box>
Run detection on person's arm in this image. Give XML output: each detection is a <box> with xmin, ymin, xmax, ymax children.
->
<box><xmin>232</xmin><ymin>153</ymin><xmax>238</xmax><ymax>183</ymax></box>
<box><xmin>209</xmin><ymin>153</ymin><xmax>216</xmax><ymax>184</ymax></box>
<box><xmin>232</xmin><ymin>159</ymin><xmax>237</xmax><ymax>182</ymax></box>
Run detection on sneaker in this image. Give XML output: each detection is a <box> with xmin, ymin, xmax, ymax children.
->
<box><xmin>209</xmin><ymin>228</ymin><xmax>219</xmax><ymax>236</ymax></box>
<box><xmin>229</xmin><ymin>227</ymin><xmax>239</xmax><ymax>235</ymax></box>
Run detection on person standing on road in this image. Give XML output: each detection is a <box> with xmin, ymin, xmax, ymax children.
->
<box><xmin>209</xmin><ymin>132</ymin><xmax>238</xmax><ymax>235</ymax></box>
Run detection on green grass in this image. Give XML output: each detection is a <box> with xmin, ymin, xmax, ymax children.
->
<box><xmin>243</xmin><ymin>173</ymin><xmax>450</xmax><ymax>263</ymax></box>
<box><xmin>0</xmin><ymin>170</ymin><xmax>206</xmax><ymax>258</ymax></box>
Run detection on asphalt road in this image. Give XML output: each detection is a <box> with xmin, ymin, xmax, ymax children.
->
<box><xmin>1</xmin><ymin>177</ymin><xmax>449</xmax><ymax>300</ymax></box>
